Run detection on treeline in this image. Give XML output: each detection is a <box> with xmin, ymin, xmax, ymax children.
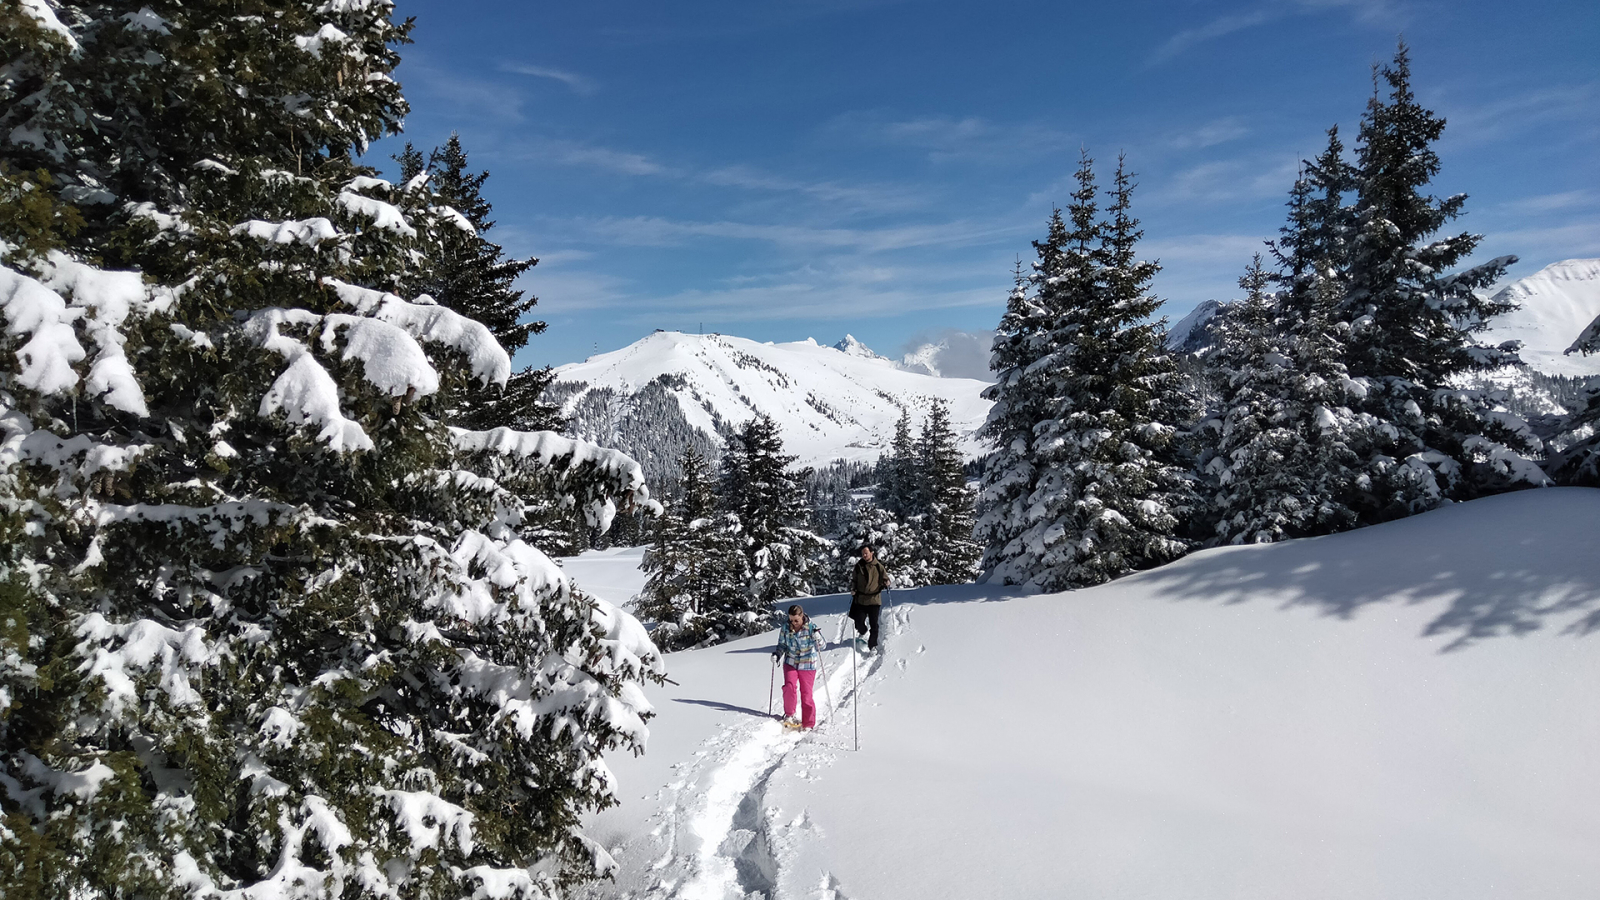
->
<box><xmin>978</xmin><ymin>42</ymin><xmax>1586</xmax><ymax>592</ymax></box>
<box><xmin>637</xmin><ymin>402</ymin><xmax>979</xmax><ymax>649</ymax></box>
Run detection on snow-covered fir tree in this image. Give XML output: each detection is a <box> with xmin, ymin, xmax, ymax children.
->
<box><xmin>1199</xmin><ymin>257</ymin><xmax>1373</xmax><ymax>543</ymax></box>
<box><xmin>979</xmin><ymin>153</ymin><xmax>1194</xmax><ymax>590</ymax></box>
<box><xmin>828</xmin><ymin>500</ymin><xmax>930</xmax><ymax>592</ymax></box>
<box><xmin>395</xmin><ymin>134</ymin><xmax>559</xmax><ymax>432</ymax></box>
<box><xmin>976</xmin><ymin>194</ymin><xmax>1082</xmax><ymax>587</ymax></box>
<box><xmin>874</xmin><ymin>409</ymin><xmax>922</xmax><ymax>521</ymax></box>
<box><xmin>1270</xmin><ymin>126</ymin><xmax>1357</xmax><ymax>315</ymax></box>
<box><xmin>719</xmin><ymin>415</ymin><xmax>824</xmax><ymax>628</ymax></box>
<box><xmin>0</xmin><ymin>5</ymin><xmax>662</xmax><ymax>898</ymax></box>
<box><xmin>637</xmin><ymin>446</ymin><xmax>746</xmax><ymax>649</ymax></box>
<box><xmin>1545</xmin><ymin>320</ymin><xmax>1600</xmax><ymax>485</ymax></box>
<box><xmin>1335</xmin><ymin>42</ymin><xmax>1544</xmax><ymax>510</ymax></box>
<box><xmin>917</xmin><ymin>400</ymin><xmax>980</xmax><ymax>583</ymax></box>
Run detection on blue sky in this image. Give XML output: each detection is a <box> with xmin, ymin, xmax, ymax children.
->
<box><xmin>373</xmin><ymin>0</ymin><xmax>1599</xmax><ymax>370</ymax></box>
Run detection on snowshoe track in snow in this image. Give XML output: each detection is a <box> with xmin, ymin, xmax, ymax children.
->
<box><xmin>596</xmin><ymin>608</ymin><xmax>913</xmax><ymax>900</ymax></box>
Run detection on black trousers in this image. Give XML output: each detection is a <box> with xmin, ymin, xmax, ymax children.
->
<box><xmin>849</xmin><ymin>601</ymin><xmax>881</xmax><ymax>649</ymax></box>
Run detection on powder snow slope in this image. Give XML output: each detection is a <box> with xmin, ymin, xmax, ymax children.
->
<box><xmin>553</xmin><ymin>331</ymin><xmax>992</xmax><ymax>467</ymax></box>
<box><xmin>1480</xmin><ymin>258</ymin><xmax>1600</xmax><ymax>377</ymax></box>
<box><xmin>579</xmin><ymin>488</ymin><xmax>1600</xmax><ymax>900</ymax></box>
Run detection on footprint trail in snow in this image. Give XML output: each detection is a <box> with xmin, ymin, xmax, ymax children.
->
<box><xmin>593</xmin><ymin>606</ymin><xmax>913</xmax><ymax>900</ymax></box>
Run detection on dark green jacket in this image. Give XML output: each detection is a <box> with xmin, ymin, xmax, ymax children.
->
<box><xmin>852</xmin><ymin>558</ymin><xmax>889</xmax><ymax>605</ymax></box>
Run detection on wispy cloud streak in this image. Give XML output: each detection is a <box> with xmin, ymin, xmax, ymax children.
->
<box><xmin>501</xmin><ymin>62</ymin><xmax>598</xmax><ymax>95</ymax></box>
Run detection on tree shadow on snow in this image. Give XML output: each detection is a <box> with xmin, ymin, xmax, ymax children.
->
<box><xmin>1133</xmin><ymin>488</ymin><xmax>1600</xmax><ymax>651</ymax></box>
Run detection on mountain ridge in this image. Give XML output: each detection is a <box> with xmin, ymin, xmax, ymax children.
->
<box><xmin>551</xmin><ymin>331</ymin><xmax>993</xmax><ymax>482</ymax></box>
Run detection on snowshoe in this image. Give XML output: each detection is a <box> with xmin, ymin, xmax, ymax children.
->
<box><xmin>781</xmin><ymin>716</ymin><xmax>802</xmax><ymax>730</ymax></box>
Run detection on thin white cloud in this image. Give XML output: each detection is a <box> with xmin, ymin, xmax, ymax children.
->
<box><xmin>1441</xmin><ymin>83</ymin><xmax>1600</xmax><ymax>147</ymax></box>
<box><xmin>827</xmin><ymin>111</ymin><xmax>1076</xmax><ymax>163</ymax></box>
<box><xmin>1494</xmin><ymin>190</ymin><xmax>1599</xmax><ymax>216</ymax></box>
<box><xmin>1480</xmin><ymin>220</ymin><xmax>1600</xmax><ymax>264</ymax></box>
<box><xmin>501</xmin><ymin>62</ymin><xmax>598</xmax><ymax>95</ymax></box>
<box><xmin>572</xmin><ymin>214</ymin><xmax>1027</xmax><ymax>254</ymax></box>
<box><xmin>517</xmin><ymin>140</ymin><xmax>672</xmax><ymax>176</ymax></box>
<box><xmin>515</xmin><ymin>235</ymin><xmax>1021</xmax><ymax>326</ymax></box>
<box><xmin>403</xmin><ymin>64</ymin><xmax>527</xmax><ymax>122</ymax></box>
<box><xmin>1143</xmin><ymin>232</ymin><xmax>1275</xmax><ymax>265</ymax></box>
<box><xmin>1168</xmin><ymin>116</ymin><xmax>1252</xmax><ymax>150</ymax></box>
<box><xmin>1151</xmin><ymin>0</ymin><xmax>1407</xmax><ymax>64</ymax></box>
<box><xmin>699</xmin><ymin>164</ymin><xmax>927</xmax><ymax>212</ymax></box>
<box><xmin>1151</xmin><ymin>9</ymin><xmax>1276</xmax><ymax>64</ymax></box>
<box><xmin>1159</xmin><ymin>155</ymin><xmax>1301</xmax><ymax>203</ymax></box>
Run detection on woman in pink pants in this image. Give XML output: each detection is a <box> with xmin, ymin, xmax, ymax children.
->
<box><xmin>772</xmin><ymin>603</ymin><xmax>825</xmax><ymax>729</ymax></box>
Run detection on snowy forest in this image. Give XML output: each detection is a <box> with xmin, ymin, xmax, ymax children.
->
<box><xmin>0</xmin><ymin>0</ymin><xmax>1596</xmax><ymax>897</ymax></box>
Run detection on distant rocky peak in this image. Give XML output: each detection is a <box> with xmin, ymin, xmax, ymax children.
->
<box><xmin>833</xmin><ymin>334</ymin><xmax>885</xmax><ymax>359</ymax></box>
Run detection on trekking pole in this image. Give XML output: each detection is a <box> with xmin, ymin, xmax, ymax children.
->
<box><xmin>817</xmin><ymin>650</ymin><xmax>836</xmax><ymax>734</ymax></box>
<box><xmin>768</xmin><ymin>655</ymin><xmax>777</xmax><ymax>718</ymax></box>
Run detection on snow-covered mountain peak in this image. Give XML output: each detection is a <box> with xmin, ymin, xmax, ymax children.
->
<box><xmin>552</xmin><ymin>330</ymin><xmax>992</xmax><ymax>473</ymax></box>
<box><xmin>833</xmin><ymin>334</ymin><xmax>886</xmax><ymax>360</ymax></box>
<box><xmin>1165</xmin><ymin>299</ymin><xmax>1227</xmax><ymax>353</ymax></box>
<box><xmin>1481</xmin><ymin>258</ymin><xmax>1600</xmax><ymax>377</ymax></box>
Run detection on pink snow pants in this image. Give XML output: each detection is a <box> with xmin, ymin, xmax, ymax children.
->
<box><xmin>782</xmin><ymin>665</ymin><xmax>817</xmax><ymax>728</ymax></box>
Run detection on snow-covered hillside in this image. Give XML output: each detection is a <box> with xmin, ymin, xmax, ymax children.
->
<box><xmin>574</xmin><ymin>488</ymin><xmax>1600</xmax><ymax>900</ymax></box>
<box><xmin>1480</xmin><ymin>258</ymin><xmax>1600</xmax><ymax>377</ymax></box>
<box><xmin>552</xmin><ymin>331</ymin><xmax>992</xmax><ymax>470</ymax></box>
<box><xmin>1162</xmin><ymin>259</ymin><xmax>1600</xmax><ymax>376</ymax></box>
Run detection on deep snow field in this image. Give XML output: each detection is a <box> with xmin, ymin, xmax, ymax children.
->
<box><xmin>561</xmin><ymin>489</ymin><xmax>1600</xmax><ymax>900</ymax></box>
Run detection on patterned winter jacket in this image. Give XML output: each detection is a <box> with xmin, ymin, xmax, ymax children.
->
<box><xmin>774</xmin><ymin>620</ymin><xmax>825</xmax><ymax>670</ymax></box>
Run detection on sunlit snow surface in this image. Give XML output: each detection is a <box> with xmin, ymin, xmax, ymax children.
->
<box><xmin>1470</xmin><ymin>258</ymin><xmax>1600</xmax><ymax>378</ymax></box>
<box><xmin>575</xmin><ymin>489</ymin><xmax>1600</xmax><ymax>899</ymax></box>
<box><xmin>562</xmin><ymin>546</ymin><xmax>650</xmax><ymax>612</ymax></box>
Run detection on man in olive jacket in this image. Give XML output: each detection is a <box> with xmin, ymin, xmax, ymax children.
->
<box><xmin>850</xmin><ymin>544</ymin><xmax>890</xmax><ymax>651</ymax></box>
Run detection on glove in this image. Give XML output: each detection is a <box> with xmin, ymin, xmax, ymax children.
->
<box><xmin>771</xmin><ymin>649</ymin><xmax>782</xmax><ymax>663</ymax></box>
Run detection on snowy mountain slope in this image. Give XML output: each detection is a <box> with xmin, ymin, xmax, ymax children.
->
<box><xmin>1480</xmin><ymin>258</ymin><xmax>1600</xmax><ymax>377</ymax></box>
<box><xmin>1163</xmin><ymin>259</ymin><xmax>1600</xmax><ymax>376</ymax></box>
<box><xmin>552</xmin><ymin>331</ymin><xmax>993</xmax><ymax>469</ymax></box>
<box><xmin>1164</xmin><ymin>298</ymin><xmax>1226</xmax><ymax>352</ymax></box>
<box><xmin>576</xmin><ymin>488</ymin><xmax>1600</xmax><ymax>899</ymax></box>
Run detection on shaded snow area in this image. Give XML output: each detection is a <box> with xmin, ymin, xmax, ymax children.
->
<box><xmin>578</xmin><ymin>489</ymin><xmax>1600</xmax><ymax>899</ymax></box>
<box><xmin>553</xmin><ymin>331</ymin><xmax>991</xmax><ymax>467</ymax></box>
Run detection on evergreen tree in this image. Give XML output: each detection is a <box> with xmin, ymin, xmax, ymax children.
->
<box><xmin>1338</xmin><ymin>42</ymin><xmax>1542</xmax><ymax>509</ymax></box>
<box><xmin>638</xmin><ymin>446</ymin><xmax>745</xmax><ymax>648</ymax></box>
<box><xmin>874</xmin><ymin>408</ymin><xmax>923</xmax><ymax>520</ymax></box>
<box><xmin>1270</xmin><ymin>126</ymin><xmax>1358</xmax><ymax>316</ymax></box>
<box><xmin>976</xmin><ymin>171</ymin><xmax>1087</xmax><ymax>586</ymax></box>
<box><xmin>980</xmin><ymin>153</ymin><xmax>1194</xmax><ymax>590</ymax></box>
<box><xmin>1200</xmin><ymin>257</ymin><xmax>1372</xmax><ymax>543</ymax></box>
<box><xmin>396</xmin><ymin>135</ymin><xmax>559</xmax><ymax>432</ymax></box>
<box><xmin>918</xmin><ymin>400</ymin><xmax>980</xmax><ymax>583</ymax></box>
<box><xmin>719</xmin><ymin>415</ymin><xmax>824</xmax><ymax>629</ymax></box>
<box><xmin>830</xmin><ymin>501</ymin><xmax>930</xmax><ymax>591</ymax></box>
<box><xmin>0</xmin><ymin>6</ymin><xmax>661</xmax><ymax>898</ymax></box>
<box><xmin>1545</xmin><ymin>322</ymin><xmax>1600</xmax><ymax>485</ymax></box>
